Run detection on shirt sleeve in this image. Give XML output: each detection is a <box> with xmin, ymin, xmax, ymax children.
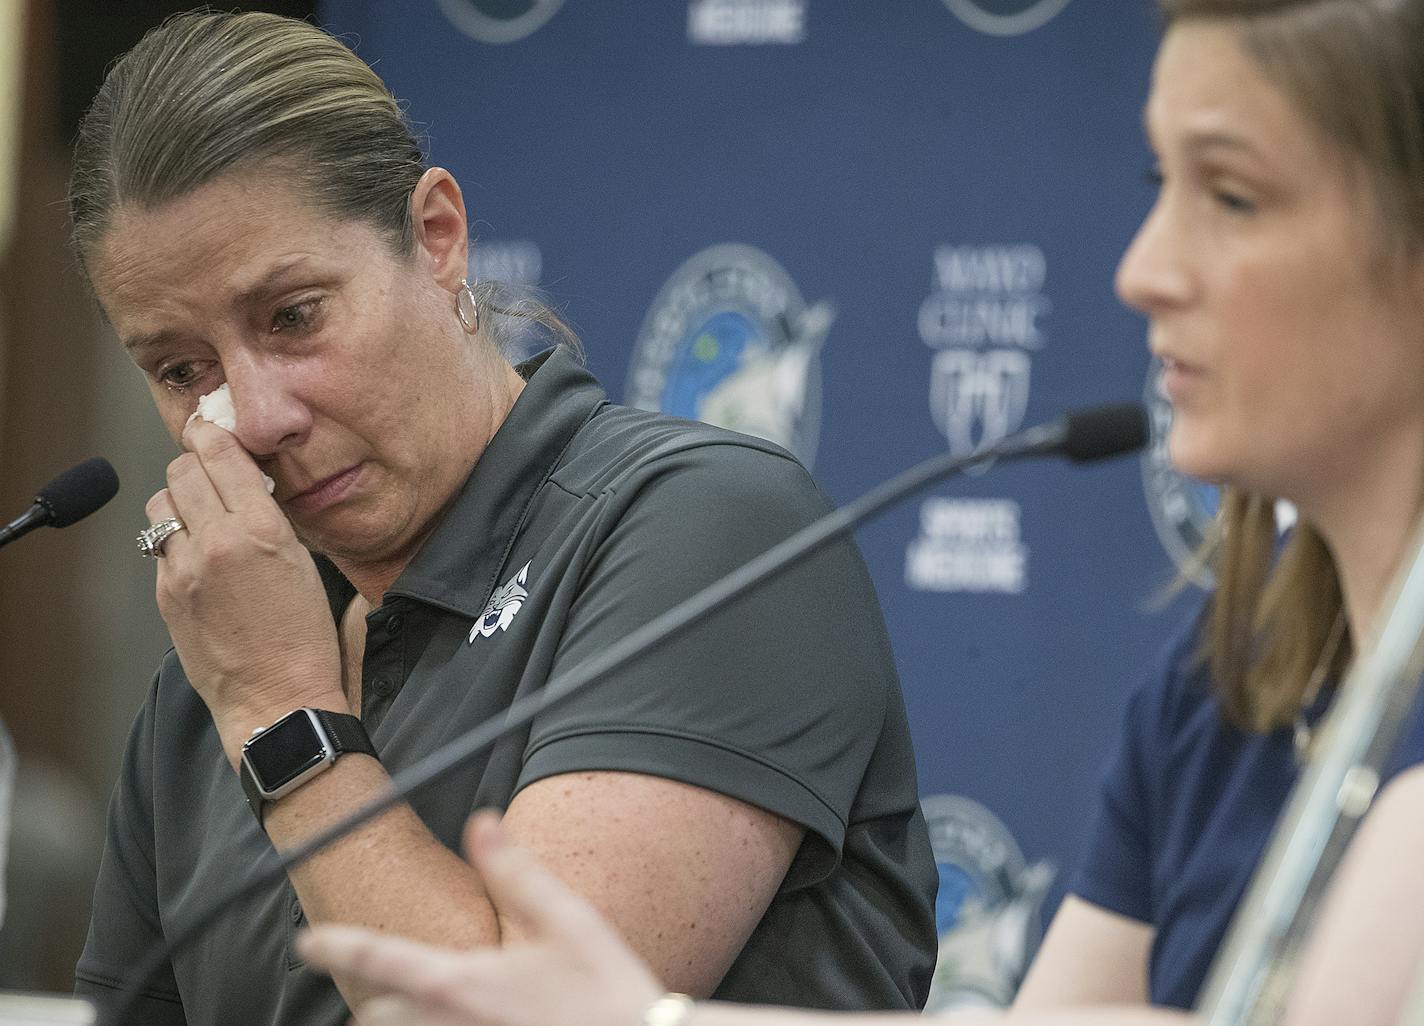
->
<box><xmin>515</xmin><ymin>441</ymin><xmax>897</xmax><ymax>889</ymax></box>
<box><xmin>1070</xmin><ymin>619</ymin><xmax>1200</xmax><ymax>925</ymax></box>
<box><xmin>75</xmin><ymin>671</ymin><xmax>188</xmax><ymax>1026</ymax></box>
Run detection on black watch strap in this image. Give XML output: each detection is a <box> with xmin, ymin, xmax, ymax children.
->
<box><xmin>314</xmin><ymin>709</ymin><xmax>378</xmax><ymax>760</ymax></box>
<box><xmin>239</xmin><ymin>709</ymin><xmax>377</xmax><ymax>829</ymax></box>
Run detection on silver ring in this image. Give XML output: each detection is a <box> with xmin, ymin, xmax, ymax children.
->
<box><xmin>136</xmin><ymin>517</ymin><xmax>186</xmax><ymax>558</ymax></box>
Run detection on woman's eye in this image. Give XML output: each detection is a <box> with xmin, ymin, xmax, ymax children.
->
<box><xmin>272</xmin><ymin>298</ymin><xmax>322</xmax><ymax>333</ymax></box>
<box><xmin>1215</xmin><ymin>190</ymin><xmax>1257</xmax><ymax>214</ymax></box>
<box><xmin>159</xmin><ymin>363</ymin><xmax>198</xmax><ymax>390</ymax></box>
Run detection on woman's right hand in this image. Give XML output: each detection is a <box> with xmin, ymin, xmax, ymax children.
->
<box><xmin>299</xmin><ymin>811</ymin><xmax>666</xmax><ymax>1026</ymax></box>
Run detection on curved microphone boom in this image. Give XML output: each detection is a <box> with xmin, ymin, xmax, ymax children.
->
<box><xmin>102</xmin><ymin>402</ymin><xmax>1147</xmax><ymax>1026</ymax></box>
<box><xmin>0</xmin><ymin>457</ymin><xmax>120</xmax><ymax>550</ymax></box>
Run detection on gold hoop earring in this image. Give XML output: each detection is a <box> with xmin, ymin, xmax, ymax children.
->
<box><xmin>456</xmin><ymin>277</ymin><xmax>480</xmax><ymax>334</ymax></box>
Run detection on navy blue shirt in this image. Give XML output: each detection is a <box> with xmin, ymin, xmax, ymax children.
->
<box><xmin>1072</xmin><ymin>606</ymin><xmax>1424</xmax><ymax>1009</ymax></box>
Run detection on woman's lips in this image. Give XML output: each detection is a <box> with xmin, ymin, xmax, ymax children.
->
<box><xmin>1158</xmin><ymin>356</ymin><xmax>1205</xmax><ymax>403</ymax></box>
<box><xmin>286</xmin><ymin>463</ymin><xmax>363</xmax><ymax>515</ymax></box>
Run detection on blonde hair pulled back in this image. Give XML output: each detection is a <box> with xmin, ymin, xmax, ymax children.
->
<box><xmin>69</xmin><ymin>10</ymin><xmax>576</xmax><ymax>356</ymax></box>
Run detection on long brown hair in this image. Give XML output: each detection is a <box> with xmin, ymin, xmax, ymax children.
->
<box><xmin>1157</xmin><ymin>0</ymin><xmax>1424</xmax><ymax>730</ymax></box>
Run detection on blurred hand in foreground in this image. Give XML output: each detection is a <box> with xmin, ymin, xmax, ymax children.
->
<box><xmin>299</xmin><ymin>810</ymin><xmax>664</xmax><ymax>1026</ymax></box>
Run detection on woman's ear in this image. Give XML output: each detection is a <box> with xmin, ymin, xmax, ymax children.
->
<box><xmin>409</xmin><ymin>167</ymin><xmax>470</xmax><ymax>292</ymax></box>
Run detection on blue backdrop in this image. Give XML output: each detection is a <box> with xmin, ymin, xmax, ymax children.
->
<box><xmin>317</xmin><ymin>0</ymin><xmax>1204</xmax><ymax>1008</ymax></box>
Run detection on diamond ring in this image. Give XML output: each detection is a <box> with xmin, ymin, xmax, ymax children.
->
<box><xmin>136</xmin><ymin>517</ymin><xmax>186</xmax><ymax>558</ymax></box>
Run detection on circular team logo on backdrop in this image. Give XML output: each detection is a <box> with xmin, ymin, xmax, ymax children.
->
<box><xmin>921</xmin><ymin>795</ymin><xmax>1054</xmax><ymax>1011</ymax></box>
<box><xmin>940</xmin><ymin>0</ymin><xmax>1072</xmax><ymax>36</ymax></box>
<box><xmin>626</xmin><ymin>244</ymin><xmax>834</xmax><ymax>468</ymax></box>
<box><xmin>1140</xmin><ymin>357</ymin><xmax>1218</xmax><ymax>586</ymax></box>
<box><xmin>435</xmin><ymin>0</ymin><xmax>565</xmax><ymax>44</ymax></box>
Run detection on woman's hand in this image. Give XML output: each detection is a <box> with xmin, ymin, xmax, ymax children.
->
<box><xmin>147</xmin><ymin>418</ymin><xmax>345</xmax><ymax>762</ymax></box>
<box><xmin>299</xmin><ymin>811</ymin><xmax>666</xmax><ymax>1026</ymax></box>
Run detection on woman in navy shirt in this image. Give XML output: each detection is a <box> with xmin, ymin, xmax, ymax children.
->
<box><xmin>300</xmin><ymin>0</ymin><xmax>1424</xmax><ymax>1023</ymax></box>
<box><xmin>1016</xmin><ymin>0</ymin><xmax>1424</xmax><ymax>1017</ymax></box>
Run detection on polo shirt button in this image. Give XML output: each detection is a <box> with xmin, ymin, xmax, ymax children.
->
<box><xmin>385</xmin><ymin>614</ymin><xmax>403</xmax><ymax>635</ymax></box>
<box><xmin>372</xmin><ymin>678</ymin><xmax>393</xmax><ymax>699</ymax></box>
<box><xmin>290</xmin><ymin>899</ymin><xmax>304</xmax><ymax>925</ymax></box>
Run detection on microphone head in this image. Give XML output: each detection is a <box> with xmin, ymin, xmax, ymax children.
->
<box><xmin>36</xmin><ymin>457</ymin><xmax>120</xmax><ymax>528</ymax></box>
<box><xmin>1060</xmin><ymin>403</ymin><xmax>1149</xmax><ymax>463</ymax></box>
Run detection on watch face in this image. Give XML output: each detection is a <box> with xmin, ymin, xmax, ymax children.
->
<box><xmin>245</xmin><ymin>710</ymin><xmax>331</xmax><ymax>795</ymax></box>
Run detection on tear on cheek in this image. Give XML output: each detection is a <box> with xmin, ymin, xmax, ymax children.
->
<box><xmin>186</xmin><ymin>382</ymin><xmax>277</xmax><ymax>494</ymax></box>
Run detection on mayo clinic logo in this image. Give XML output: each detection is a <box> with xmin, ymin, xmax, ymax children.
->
<box><xmin>919</xmin><ymin>244</ymin><xmax>1049</xmax><ymax>466</ymax></box>
<box><xmin>940</xmin><ymin>0</ymin><xmax>1072</xmax><ymax>36</ymax></box>
<box><xmin>904</xmin><ymin>244</ymin><xmax>1048</xmax><ymax>594</ymax></box>
<box><xmin>626</xmin><ymin>244</ymin><xmax>833</xmax><ymax>468</ymax></box>
<box><xmin>435</xmin><ymin>0</ymin><xmax>565</xmax><ymax>44</ymax></box>
<box><xmin>921</xmin><ymin>795</ymin><xmax>1053</xmax><ymax>1011</ymax></box>
<box><xmin>1141</xmin><ymin>357</ymin><xmax>1218</xmax><ymax>586</ymax></box>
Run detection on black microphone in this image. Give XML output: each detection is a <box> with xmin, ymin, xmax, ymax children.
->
<box><xmin>0</xmin><ymin>457</ymin><xmax>120</xmax><ymax>550</ymax></box>
<box><xmin>1034</xmin><ymin>402</ymin><xmax>1152</xmax><ymax>463</ymax></box>
<box><xmin>102</xmin><ymin>401</ymin><xmax>1146</xmax><ymax>1025</ymax></box>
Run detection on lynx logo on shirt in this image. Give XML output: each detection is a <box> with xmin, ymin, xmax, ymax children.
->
<box><xmin>938</xmin><ymin>0</ymin><xmax>1072</xmax><ymax>36</ymax></box>
<box><xmin>470</xmin><ymin>562</ymin><xmax>531</xmax><ymax>642</ymax></box>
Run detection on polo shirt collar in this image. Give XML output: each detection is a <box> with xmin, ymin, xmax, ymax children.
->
<box><xmin>387</xmin><ymin>346</ymin><xmax>606</xmax><ymax>616</ymax></box>
<box><xmin>315</xmin><ymin>346</ymin><xmax>606</xmax><ymax>620</ymax></box>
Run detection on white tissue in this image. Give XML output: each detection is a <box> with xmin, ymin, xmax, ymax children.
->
<box><xmin>188</xmin><ymin>384</ymin><xmax>277</xmax><ymax>494</ymax></box>
<box><xmin>193</xmin><ymin>383</ymin><xmax>237</xmax><ymax>431</ymax></box>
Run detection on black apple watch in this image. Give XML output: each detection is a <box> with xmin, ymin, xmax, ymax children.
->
<box><xmin>239</xmin><ymin>708</ymin><xmax>377</xmax><ymax>828</ymax></box>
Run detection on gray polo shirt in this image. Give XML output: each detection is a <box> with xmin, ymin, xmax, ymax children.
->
<box><xmin>77</xmin><ymin>347</ymin><xmax>938</xmax><ymax>1024</ymax></box>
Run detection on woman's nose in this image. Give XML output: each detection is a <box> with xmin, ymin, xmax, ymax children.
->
<box><xmin>1115</xmin><ymin>197</ymin><xmax>1193</xmax><ymax>315</ymax></box>
<box><xmin>221</xmin><ymin>358</ymin><xmax>312</xmax><ymax>457</ymax></box>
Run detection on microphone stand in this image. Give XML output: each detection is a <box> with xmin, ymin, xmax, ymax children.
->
<box><xmin>0</xmin><ymin>501</ymin><xmax>52</xmax><ymax>550</ymax></box>
<box><xmin>1195</xmin><ymin>513</ymin><xmax>1424</xmax><ymax>1026</ymax></box>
